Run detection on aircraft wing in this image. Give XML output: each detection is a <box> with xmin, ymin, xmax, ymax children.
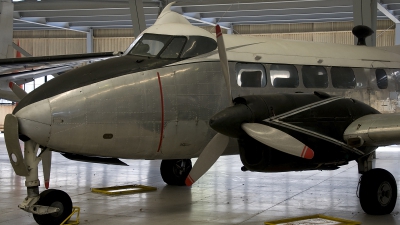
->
<box><xmin>0</xmin><ymin>52</ymin><xmax>119</xmax><ymax>102</ymax></box>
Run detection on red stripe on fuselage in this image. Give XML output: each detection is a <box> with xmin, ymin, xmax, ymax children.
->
<box><xmin>157</xmin><ymin>72</ymin><xmax>164</xmax><ymax>152</ymax></box>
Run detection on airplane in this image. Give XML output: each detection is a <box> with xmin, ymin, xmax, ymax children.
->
<box><xmin>2</xmin><ymin>2</ymin><xmax>400</xmax><ymax>224</ymax></box>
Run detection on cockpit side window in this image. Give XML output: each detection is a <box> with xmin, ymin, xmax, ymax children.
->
<box><xmin>181</xmin><ymin>36</ymin><xmax>217</xmax><ymax>59</ymax></box>
<box><xmin>160</xmin><ymin>37</ymin><xmax>187</xmax><ymax>59</ymax></box>
<box><xmin>129</xmin><ymin>33</ymin><xmax>172</xmax><ymax>57</ymax></box>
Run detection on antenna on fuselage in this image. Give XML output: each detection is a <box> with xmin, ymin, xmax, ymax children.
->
<box><xmin>352</xmin><ymin>25</ymin><xmax>374</xmax><ymax>46</ymax></box>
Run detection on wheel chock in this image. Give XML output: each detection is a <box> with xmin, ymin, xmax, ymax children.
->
<box><xmin>60</xmin><ymin>207</ymin><xmax>80</xmax><ymax>225</ymax></box>
<box><xmin>264</xmin><ymin>214</ymin><xmax>360</xmax><ymax>225</ymax></box>
<box><xmin>91</xmin><ymin>184</ymin><xmax>157</xmax><ymax>195</ymax></box>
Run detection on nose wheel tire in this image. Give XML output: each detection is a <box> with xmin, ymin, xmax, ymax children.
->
<box><xmin>160</xmin><ymin>159</ymin><xmax>192</xmax><ymax>186</ymax></box>
<box><xmin>359</xmin><ymin>168</ymin><xmax>397</xmax><ymax>215</ymax></box>
<box><xmin>33</xmin><ymin>189</ymin><xmax>73</xmax><ymax>225</ymax></box>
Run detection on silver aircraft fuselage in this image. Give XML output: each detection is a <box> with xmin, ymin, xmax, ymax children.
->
<box><xmin>12</xmin><ymin>9</ymin><xmax>400</xmax><ymax>161</ymax></box>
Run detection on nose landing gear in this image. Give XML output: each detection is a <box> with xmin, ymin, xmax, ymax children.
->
<box><xmin>33</xmin><ymin>189</ymin><xmax>73</xmax><ymax>225</ymax></box>
<box><xmin>17</xmin><ymin>140</ymin><xmax>73</xmax><ymax>225</ymax></box>
<box><xmin>4</xmin><ymin>114</ymin><xmax>73</xmax><ymax>225</ymax></box>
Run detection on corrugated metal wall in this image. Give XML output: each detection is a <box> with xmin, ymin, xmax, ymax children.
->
<box><xmin>94</xmin><ymin>37</ymin><xmax>135</xmax><ymax>52</ymax></box>
<box><xmin>233</xmin><ymin>20</ymin><xmax>394</xmax><ymax>34</ymax></box>
<box><xmin>12</xmin><ymin>20</ymin><xmax>396</xmax><ymax>57</ymax></box>
<box><xmin>13</xmin><ymin>37</ymin><xmax>135</xmax><ymax>56</ymax></box>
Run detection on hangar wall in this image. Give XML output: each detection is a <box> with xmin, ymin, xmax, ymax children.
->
<box><xmin>12</xmin><ymin>20</ymin><xmax>396</xmax><ymax>57</ymax></box>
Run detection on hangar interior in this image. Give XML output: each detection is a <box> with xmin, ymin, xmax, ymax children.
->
<box><xmin>1</xmin><ymin>0</ymin><xmax>400</xmax><ymax>224</ymax></box>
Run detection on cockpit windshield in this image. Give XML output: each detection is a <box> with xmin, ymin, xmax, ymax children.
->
<box><xmin>128</xmin><ymin>33</ymin><xmax>217</xmax><ymax>59</ymax></box>
<box><xmin>129</xmin><ymin>34</ymin><xmax>172</xmax><ymax>57</ymax></box>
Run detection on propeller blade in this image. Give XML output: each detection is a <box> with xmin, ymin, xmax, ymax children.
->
<box><xmin>216</xmin><ymin>25</ymin><xmax>232</xmax><ymax>103</ymax></box>
<box><xmin>40</xmin><ymin>148</ymin><xmax>52</xmax><ymax>189</ymax></box>
<box><xmin>242</xmin><ymin>123</ymin><xmax>314</xmax><ymax>159</ymax></box>
<box><xmin>186</xmin><ymin>133</ymin><xmax>229</xmax><ymax>186</ymax></box>
<box><xmin>9</xmin><ymin>82</ymin><xmax>27</xmax><ymax>100</ymax></box>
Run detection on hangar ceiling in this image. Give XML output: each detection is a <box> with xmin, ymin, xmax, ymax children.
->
<box><xmin>12</xmin><ymin>0</ymin><xmax>400</xmax><ymax>33</ymax></box>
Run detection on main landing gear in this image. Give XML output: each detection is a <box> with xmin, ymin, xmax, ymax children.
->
<box><xmin>357</xmin><ymin>153</ymin><xmax>397</xmax><ymax>215</ymax></box>
<box><xmin>359</xmin><ymin>168</ymin><xmax>397</xmax><ymax>215</ymax></box>
<box><xmin>160</xmin><ymin>159</ymin><xmax>192</xmax><ymax>186</ymax></box>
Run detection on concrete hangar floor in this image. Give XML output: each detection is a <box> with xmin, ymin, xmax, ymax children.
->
<box><xmin>1</xmin><ymin>134</ymin><xmax>400</xmax><ymax>225</ymax></box>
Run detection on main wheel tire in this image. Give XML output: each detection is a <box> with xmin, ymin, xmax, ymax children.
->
<box><xmin>359</xmin><ymin>168</ymin><xmax>397</xmax><ymax>215</ymax></box>
<box><xmin>33</xmin><ymin>189</ymin><xmax>73</xmax><ymax>225</ymax></box>
<box><xmin>160</xmin><ymin>159</ymin><xmax>192</xmax><ymax>186</ymax></box>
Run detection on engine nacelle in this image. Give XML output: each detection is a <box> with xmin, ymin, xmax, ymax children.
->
<box><xmin>210</xmin><ymin>92</ymin><xmax>381</xmax><ymax>173</ymax></box>
<box><xmin>210</xmin><ymin>92</ymin><xmax>332</xmax><ymax>138</ymax></box>
<box><xmin>344</xmin><ymin>113</ymin><xmax>400</xmax><ymax>147</ymax></box>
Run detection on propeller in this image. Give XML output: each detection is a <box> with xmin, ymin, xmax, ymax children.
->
<box><xmin>40</xmin><ymin>148</ymin><xmax>52</xmax><ymax>189</ymax></box>
<box><xmin>9</xmin><ymin>82</ymin><xmax>27</xmax><ymax>100</ymax></box>
<box><xmin>7</xmin><ymin>83</ymin><xmax>53</xmax><ymax>188</ymax></box>
<box><xmin>216</xmin><ymin>25</ymin><xmax>233</xmax><ymax>103</ymax></box>
<box><xmin>186</xmin><ymin>25</ymin><xmax>315</xmax><ymax>187</ymax></box>
<box><xmin>185</xmin><ymin>25</ymin><xmax>231</xmax><ymax>186</ymax></box>
<box><xmin>185</xmin><ymin>133</ymin><xmax>229</xmax><ymax>186</ymax></box>
<box><xmin>241</xmin><ymin>123</ymin><xmax>314</xmax><ymax>159</ymax></box>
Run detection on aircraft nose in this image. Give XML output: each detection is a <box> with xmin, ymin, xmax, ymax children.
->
<box><xmin>15</xmin><ymin>99</ymin><xmax>52</xmax><ymax>146</ymax></box>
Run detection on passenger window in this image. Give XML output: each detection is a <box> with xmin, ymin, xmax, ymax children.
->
<box><xmin>236</xmin><ymin>63</ymin><xmax>266</xmax><ymax>87</ymax></box>
<box><xmin>302</xmin><ymin>66</ymin><xmax>328</xmax><ymax>88</ymax></box>
<box><xmin>331</xmin><ymin>67</ymin><xmax>356</xmax><ymax>89</ymax></box>
<box><xmin>181</xmin><ymin>36</ymin><xmax>217</xmax><ymax>58</ymax></box>
<box><xmin>376</xmin><ymin>69</ymin><xmax>388</xmax><ymax>89</ymax></box>
<box><xmin>270</xmin><ymin>64</ymin><xmax>299</xmax><ymax>88</ymax></box>
<box><xmin>160</xmin><ymin>37</ymin><xmax>186</xmax><ymax>59</ymax></box>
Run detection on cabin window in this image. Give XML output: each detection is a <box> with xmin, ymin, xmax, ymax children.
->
<box><xmin>160</xmin><ymin>37</ymin><xmax>187</xmax><ymax>59</ymax></box>
<box><xmin>270</xmin><ymin>64</ymin><xmax>299</xmax><ymax>88</ymax></box>
<box><xmin>129</xmin><ymin>33</ymin><xmax>171</xmax><ymax>57</ymax></box>
<box><xmin>376</xmin><ymin>69</ymin><xmax>388</xmax><ymax>89</ymax></box>
<box><xmin>331</xmin><ymin>67</ymin><xmax>356</xmax><ymax>89</ymax></box>
<box><xmin>302</xmin><ymin>66</ymin><xmax>328</xmax><ymax>88</ymax></box>
<box><xmin>236</xmin><ymin>63</ymin><xmax>266</xmax><ymax>87</ymax></box>
<box><xmin>180</xmin><ymin>36</ymin><xmax>217</xmax><ymax>58</ymax></box>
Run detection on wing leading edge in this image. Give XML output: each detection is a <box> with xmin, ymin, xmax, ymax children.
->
<box><xmin>0</xmin><ymin>51</ymin><xmax>120</xmax><ymax>101</ymax></box>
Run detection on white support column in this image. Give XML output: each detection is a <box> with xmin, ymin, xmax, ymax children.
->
<box><xmin>396</xmin><ymin>23</ymin><xmax>400</xmax><ymax>45</ymax></box>
<box><xmin>0</xmin><ymin>0</ymin><xmax>14</xmax><ymax>59</ymax></box>
<box><xmin>128</xmin><ymin>0</ymin><xmax>146</xmax><ymax>37</ymax></box>
<box><xmin>87</xmin><ymin>28</ymin><xmax>93</xmax><ymax>53</ymax></box>
<box><xmin>353</xmin><ymin>0</ymin><xmax>377</xmax><ymax>46</ymax></box>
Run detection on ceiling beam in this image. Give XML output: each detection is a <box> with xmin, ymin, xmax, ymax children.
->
<box><xmin>13</xmin><ymin>14</ymin><xmax>89</xmax><ymax>33</ymax></box>
<box><xmin>13</xmin><ymin>1</ymin><xmax>159</xmax><ymax>11</ymax></box>
<box><xmin>378</xmin><ymin>2</ymin><xmax>400</xmax><ymax>23</ymax></box>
